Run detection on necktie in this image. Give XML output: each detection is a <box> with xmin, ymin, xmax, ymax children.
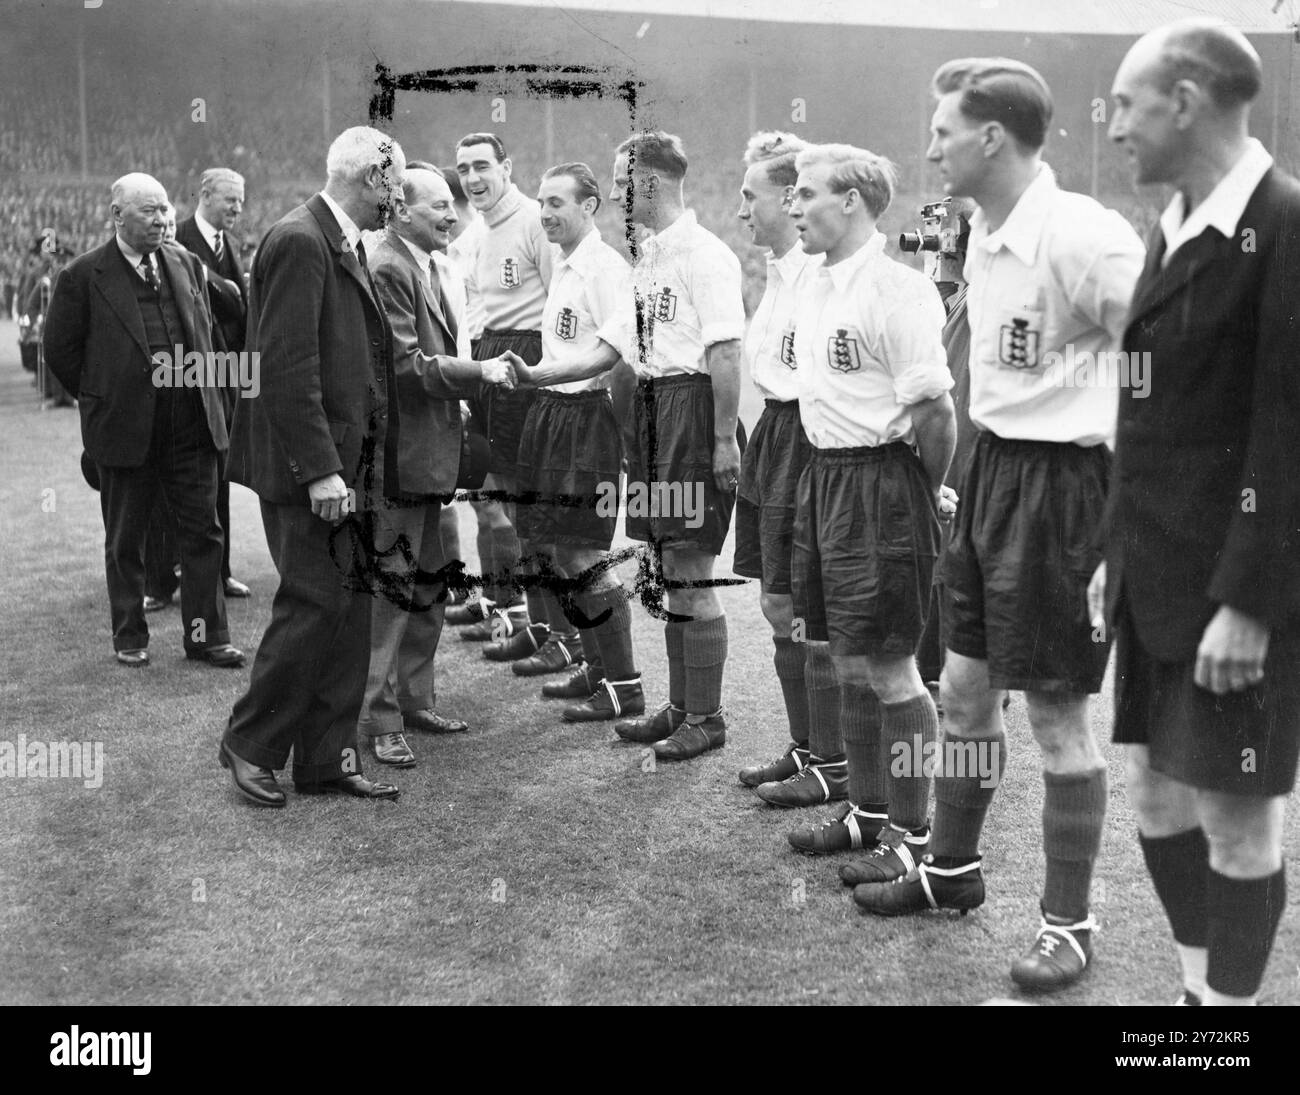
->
<box><xmin>140</xmin><ymin>253</ymin><xmax>160</xmax><ymax>293</ymax></box>
<box><xmin>213</xmin><ymin>232</ymin><xmax>224</xmax><ymax>263</ymax></box>
<box><xmin>355</xmin><ymin>238</ymin><xmax>368</xmax><ymax>268</ymax></box>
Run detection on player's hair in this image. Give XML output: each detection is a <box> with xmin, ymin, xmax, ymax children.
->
<box><xmin>1152</xmin><ymin>18</ymin><xmax>1262</xmax><ymax>107</ymax></box>
<box><xmin>743</xmin><ymin>130</ymin><xmax>807</xmax><ymax>188</ymax></box>
<box><xmin>794</xmin><ymin>144</ymin><xmax>897</xmax><ymax>219</ymax></box>
<box><xmin>931</xmin><ymin>57</ymin><xmax>1054</xmax><ymax>151</ymax></box>
<box><xmin>326</xmin><ymin>126</ymin><xmax>405</xmax><ymax>184</ymax></box>
<box><xmin>542</xmin><ymin>162</ymin><xmax>602</xmax><ymax>212</ymax></box>
<box><xmin>439</xmin><ymin>166</ymin><xmax>469</xmax><ymax>203</ymax></box>
<box><xmin>405</xmin><ymin>159</ymin><xmax>437</xmax><ymax>171</ymax></box>
<box><xmin>616</xmin><ymin>131</ymin><xmax>688</xmax><ymax>180</ymax></box>
<box><xmin>199</xmin><ymin>167</ymin><xmax>244</xmax><ymax>194</ymax></box>
<box><xmin>456</xmin><ymin>132</ymin><xmax>508</xmax><ymax>162</ymax></box>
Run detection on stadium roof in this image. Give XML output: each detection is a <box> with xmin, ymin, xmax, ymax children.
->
<box><xmin>442</xmin><ymin>0</ymin><xmax>1299</xmax><ymax>35</ymax></box>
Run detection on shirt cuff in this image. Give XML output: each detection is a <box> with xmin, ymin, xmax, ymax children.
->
<box><xmin>893</xmin><ymin>363</ymin><xmax>954</xmax><ymax>405</ymax></box>
<box><xmin>700</xmin><ymin>322</ymin><xmax>743</xmax><ymax>347</ymax></box>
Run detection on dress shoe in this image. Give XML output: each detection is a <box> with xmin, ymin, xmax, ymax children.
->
<box><xmin>143</xmin><ymin>595</ymin><xmax>171</xmax><ymax>613</ymax></box>
<box><xmin>370</xmin><ymin>732</ymin><xmax>416</xmax><ymax>767</ymax></box>
<box><xmin>294</xmin><ymin>773</ymin><xmax>400</xmax><ymax>800</ymax></box>
<box><xmin>542</xmin><ymin>662</ymin><xmax>603</xmax><ymax>699</ymax></box>
<box><xmin>511</xmin><ymin>634</ymin><xmax>577</xmax><ymax>676</ymax></box>
<box><xmin>614</xmin><ymin>702</ymin><xmax>684</xmax><ymax>743</ymax></box>
<box><xmin>115</xmin><ymin>648</ymin><xmax>150</xmax><ymax>667</ymax></box>
<box><xmin>224</xmin><ymin>577</ymin><xmax>251</xmax><ymax>598</ymax></box>
<box><xmin>186</xmin><ymin>643</ymin><xmax>247</xmax><ymax>668</ymax></box>
<box><xmin>653</xmin><ymin>711</ymin><xmax>726</xmax><ymax>761</ymax></box>
<box><xmin>562</xmin><ymin>678</ymin><xmax>645</xmax><ymax>722</ymax></box>
<box><xmin>219</xmin><ymin>740</ymin><xmax>285</xmax><ymax>807</ymax></box>
<box><xmin>738</xmin><ymin>742</ymin><xmax>808</xmax><ymax>788</ymax></box>
<box><xmin>403</xmin><ymin>708</ymin><xmax>469</xmax><ymax>734</ymax></box>
<box><xmin>483</xmin><ymin>622</ymin><xmax>549</xmax><ymax>662</ymax></box>
<box><xmin>1009</xmin><ymin>913</ymin><xmax>1095</xmax><ymax>992</ymax></box>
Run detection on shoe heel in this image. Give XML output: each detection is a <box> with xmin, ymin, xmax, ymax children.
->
<box><xmin>218</xmin><ymin>748</ymin><xmax>230</xmax><ymax>770</ymax></box>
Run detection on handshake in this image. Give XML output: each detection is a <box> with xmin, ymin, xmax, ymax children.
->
<box><xmin>480</xmin><ymin>350</ymin><xmax>538</xmax><ymax>390</ymax></box>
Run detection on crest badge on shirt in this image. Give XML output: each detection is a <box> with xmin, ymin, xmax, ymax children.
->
<box><xmin>780</xmin><ymin>328</ymin><xmax>797</xmax><ymax>370</ymax></box>
<box><xmin>652</xmin><ymin>286</ymin><xmax>677</xmax><ymax>323</ymax></box>
<box><xmin>827</xmin><ymin>328</ymin><xmax>862</xmax><ymax>373</ymax></box>
<box><xmin>998</xmin><ymin>316</ymin><xmax>1041</xmax><ymax>369</ymax></box>
<box><xmin>555</xmin><ymin>306</ymin><xmax>577</xmax><ymax>341</ymax></box>
<box><xmin>500</xmin><ymin>257</ymin><xmax>521</xmax><ymax>289</ymax></box>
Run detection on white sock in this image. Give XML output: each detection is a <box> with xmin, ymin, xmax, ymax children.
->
<box><xmin>1203</xmin><ymin>986</ymin><xmax>1257</xmax><ymax>1006</ymax></box>
<box><xmin>1177</xmin><ymin>943</ymin><xmax>1207</xmax><ymax>999</ymax></box>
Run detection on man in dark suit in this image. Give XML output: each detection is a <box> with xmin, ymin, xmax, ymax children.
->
<box><xmin>176</xmin><ymin>167</ymin><xmax>252</xmax><ymax>599</ymax></box>
<box><xmin>219</xmin><ymin>126</ymin><xmax>406</xmax><ymax>807</ymax></box>
<box><xmin>43</xmin><ymin>173</ymin><xmax>244</xmax><ymax>669</ymax></box>
<box><xmin>1100</xmin><ymin>18</ymin><xmax>1300</xmax><ymax>1006</ymax></box>
<box><xmin>360</xmin><ymin>165</ymin><xmax>518</xmax><ymax>767</ymax></box>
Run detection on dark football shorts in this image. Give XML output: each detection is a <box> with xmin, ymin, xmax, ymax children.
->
<box><xmin>734</xmin><ymin>399</ymin><xmax>812</xmax><ymax>596</ymax></box>
<box><xmin>473</xmin><ymin>328</ymin><xmax>541</xmax><ymax>477</ymax></box>
<box><xmin>625</xmin><ymin>373</ymin><xmax>735</xmax><ymax>557</ymax></box>
<box><xmin>792</xmin><ymin>442</ymin><xmax>940</xmax><ymax>658</ymax></box>
<box><xmin>514</xmin><ymin>388</ymin><xmax>623</xmax><ymax>550</ymax></box>
<box><xmin>942</xmin><ymin>431</ymin><xmax>1110</xmax><ymax>693</ymax></box>
<box><xmin>1113</xmin><ymin>605</ymin><xmax>1300</xmax><ymax>796</ymax></box>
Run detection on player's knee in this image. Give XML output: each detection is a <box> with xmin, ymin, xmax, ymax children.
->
<box><xmin>863</xmin><ymin>656</ymin><xmax>922</xmax><ymax>704</ymax></box>
<box><xmin>759</xmin><ymin>591</ymin><xmax>794</xmax><ymax>634</ymax></box>
<box><xmin>1200</xmin><ymin>794</ymin><xmax>1284</xmax><ymax>875</ymax></box>
<box><xmin>1126</xmin><ymin>750</ymin><xmax>1193</xmax><ymax>835</ymax></box>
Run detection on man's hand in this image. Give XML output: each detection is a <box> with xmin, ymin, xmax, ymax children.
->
<box><xmin>499</xmin><ymin>350</ymin><xmax>533</xmax><ymax>389</ymax></box>
<box><xmin>481</xmin><ymin>354</ymin><xmax>518</xmax><ymax>390</ymax></box>
<box><xmin>307</xmin><ymin>472</ymin><xmax>352</xmax><ymax>523</ymax></box>
<box><xmin>1195</xmin><ymin>604</ymin><xmax>1270</xmax><ymax>695</ymax></box>
<box><xmin>935</xmin><ymin>484</ymin><xmax>958</xmax><ymax>524</ymax></box>
<box><xmin>714</xmin><ymin>435</ymin><xmax>742</xmax><ymax>494</ymax></box>
<box><xmin>1087</xmin><ymin>561</ymin><xmax>1106</xmax><ymax>629</ymax></box>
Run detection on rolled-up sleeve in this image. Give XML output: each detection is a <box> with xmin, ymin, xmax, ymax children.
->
<box><xmin>883</xmin><ymin>284</ymin><xmax>953</xmax><ymax>405</ymax></box>
<box><xmin>690</xmin><ymin>243</ymin><xmax>745</xmax><ymax>347</ymax></box>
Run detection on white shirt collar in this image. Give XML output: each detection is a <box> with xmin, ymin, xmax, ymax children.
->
<box><xmin>557</xmin><ymin>226</ymin><xmax>603</xmax><ymax>275</ymax></box>
<box><xmin>319</xmin><ymin>191</ymin><xmax>363</xmax><ymax>252</ymax></box>
<box><xmin>643</xmin><ymin>209</ymin><xmax>698</xmax><ymax>253</ymax></box>
<box><xmin>116</xmin><ymin>235</ymin><xmax>150</xmax><ymax>272</ymax></box>
<box><xmin>1159</xmin><ymin>138</ymin><xmax>1273</xmax><ymax>261</ymax></box>
<box><xmin>195</xmin><ymin>210</ymin><xmax>222</xmax><ymax>252</ymax></box>
<box><xmin>768</xmin><ymin>238</ymin><xmax>814</xmax><ymax>282</ymax></box>
<box><xmin>398</xmin><ymin>234</ymin><xmax>433</xmax><ymax>282</ymax></box>
<box><xmin>972</xmin><ymin>163</ymin><xmax>1056</xmax><ymax>267</ymax></box>
<box><xmin>825</xmin><ymin>230</ymin><xmax>886</xmax><ymax>293</ymax></box>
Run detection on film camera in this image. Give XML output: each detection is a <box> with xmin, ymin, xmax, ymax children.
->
<box><xmin>898</xmin><ymin>198</ymin><xmax>972</xmax><ymax>290</ymax></box>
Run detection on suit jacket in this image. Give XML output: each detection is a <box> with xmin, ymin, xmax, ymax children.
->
<box><xmin>1104</xmin><ymin>166</ymin><xmax>1300</xmax><ymax>659</ymax></box>
<box><xmin>369</xmin><ymin>227</ymin><xmax>483</xmax><ymax>498</ymax></box>
<box><xmin>43</xmin><ymin>238</ymin><xmax>228</xmax><ymax>467</ymax></box>
<box><xmin>175</xmin><ymin>214</ymin><xmax>246</xmax><ymax>354</ymax></box>
<box><xmin>226</xmin><ymin>193</ymin><xmax>392</xmax><ymax>508</ymax></box>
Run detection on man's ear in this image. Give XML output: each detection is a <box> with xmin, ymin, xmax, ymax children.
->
<box><xmin>502</xmin><ymin>157</ymin><xmax>513</xmax><ymax>180</ymax></box>
<box><xmin>980</xmin><ymin>121</ymin><xmax>1006</xmax><ymax>159</ymax></box>
<box><xmin>645</xmin><ymin>173</ymin><xmax>660</xmax><ymax>198</ymax></box>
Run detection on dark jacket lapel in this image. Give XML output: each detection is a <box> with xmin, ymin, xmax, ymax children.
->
<box><xmin>308</xmin><ymin>193</ymin><xmax>378</xmax><ymax>309</ymax></box>
<box><xmin>92</xmin><ymin>239</ymin><xmax>151</xmax><ymax>361</ymax></box>
<box><xmin>156</xmin><ymin>244</ymin><xmax>201</xmax><ymax>349</ymax></box>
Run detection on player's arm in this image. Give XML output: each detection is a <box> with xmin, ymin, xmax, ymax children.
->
<box><xmin>911</xmin><ymin>392</ymin><xmax>957</xmax><ymax>493</ymax></box>
<box><xmin>693</xmin><ymin>245</ymin><xmax>745</xmax><ymax>491</ymax></box>
<box><xmin>885</xmin><ymin>284</ymin><xmax>957</xmax><ymax>498</ymax></box>
<box><xmin>42</xmin><ymin>263</ymin><xmax>87</xmax><ymax>398</ymax></box>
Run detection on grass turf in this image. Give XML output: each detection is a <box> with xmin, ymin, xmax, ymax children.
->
<box><xmin>0</xmin><ymin>321</ymin><xmax>1295</xmax><ymax>1006</ymax></box>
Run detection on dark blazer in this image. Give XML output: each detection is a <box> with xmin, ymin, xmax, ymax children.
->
<box><xmin>226</xmin><ymin>194</ymin><xmax>392</xmax><ymax>508</ymax></box>
<box><xmin>175</xmin><ymin>214</ymin><xmax>246</xmax><ymax>354</ymax></box>
<box><xmin>1104</xmin><ymin>166</ymin><xmax>1300</xmax><ymax>660</ymax></box>
<box><xmin>43</xmin><ymin>237</ymin><xmax>228</xmax><ymax>467</ymax></box>
<box><xmin>369</xmin><ymin>227</ymin><xmax>482</xmax><ymax>498</ymax></box>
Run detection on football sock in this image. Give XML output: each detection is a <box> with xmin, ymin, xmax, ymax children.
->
<box><xmin>805</xmin><ymin>644</ymin><xmax>843</xmax><ymax>762</ymax></box>
<box><xmin>773</xmin><ymin>636</ymin><xmax>809</xmax><ymax>745</ymax></box>
<box><xmin>541</xmin><ymin>588</ymin><xmax>576</xmax><ymax>642</ymax></box>
<box><xmin>1138</xmin><ymin>828</ymin><xmax>1209</xmax><ymax>947</ymax></box>
<box><xmin>665</xmin><ymin>621</ymin><xmax>686</xmax><ymax>710</ymax></box>
<box><xmin>841</xmin><ymin>682</ymin><xmax>886</xmax><ymax>811</ymax></box>
<box><xmin>930</xmin><ymin>727</ymin><xmax>1005</xmax><ymax>861</ymax></box>
<box><xmin>1205</xmin><ymin>866</ymin><xmax>1285</xmax><ymax>1002</ymax></box>
<box><xmin>1042</xmin><ymin>768</ymin><xmax>1108</xmax><ymax>923</ymax></box>
<box><xmin>584</xmin><ymin>586</ymin><xmax>637</xmax><ymax>681</ymax></box>
<box><xmin>475</xmin><ymin>525</ymin><xmax>496</xmax><ymax>604</ymax></box>
<box><xmin>883</xmin><ymin>692</ymin><xmax>938</xmax><ymax>832</ymax></box>
<box><xmin>575</xmin><ymin>626</ymin><xmax>604</xmax><ymax>679</ymax></box>
<box><xmin>493</xmin><ymin>523</ymin><xmax>524</xmax><ymax>609</ymax></box>
<box><xmin>682</xmin><ymin>614</ymin><xmax>727</xmax><ymax>717</ymax></box>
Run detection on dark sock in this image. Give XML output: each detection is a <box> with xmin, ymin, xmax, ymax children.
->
<box><xmin>805</xmin><ymin>644</ymin><xmax>843</xmax><ymax>761</ymax></box>
<box><xmin>665</xmin><ymin>621</ymin><xmax>686</xmax><ymax>709</ymax></box>
<box><xmin>883</xmin><ymin>691</ymin><xmax>938</xmax><ymax>832</ymax></box>
<box><xmin>1139</xmin><ymin>828</ymin><xmax>1209</xmax><ymax>947</ymax></box>
<box><xmin>585</xmin><ymin>586</ymin><xmax>637</xmax><ymax>681</ymax></box>
<box><xmin>475</xmin><ymin>525</ymin><xmax>496</xmax><ymax>603</ymax></box>
<box><xmin>683</xmin><ymin>614</ymin><xmax>727</xmax><ymax>716</ymax></box>
<box><xmin>541</xmin><ymin>588</ymin><xmax>576</xmax><ymax>641</ymax></box>
<box><xmin>930</xmin><ymin>727</ymin><xmax>1005</xmax><ymax>860</ymax></box>
<box><xmin>1206</xmin><ymin>866</ymin><xmax>1286</xmax><ymax>998</ymax></box>
<box><xmin>493</xmin><ymin>523</ymin><xmax>523</xmax><ymax>608</ymax></box>
<box><xmin>841</xmin><ymin>682</ymin><xmax>886</xmax><ymax>810</ymax></box>
<box><xmin>773</xmin><ymin>636</ymin><xmax>809</xmax><ymax>745</ymax></box>
<box><xmin>576</xmin><ymin>626</ymin><xmax>604</xmax><ymax>679</ymax></box>
<box><xmin>1042</xmin><ymin>768</ymin><xmax>1108</xmax><ymax>923</ymax></box>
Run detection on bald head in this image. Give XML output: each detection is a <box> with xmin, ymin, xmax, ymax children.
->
<box><xmin>1143</xmin><ymin>18</ymin><xmax>1262</xmax><ymax>109</ymax></box>
<box><xmin>111</xmin><ymin>173</ymin><xmax>170</xmax><ymax>254</ymax></box>
<box><xmin>396</xmin><ymin>166</ymin><xmax>458</xmax><ymax>252</ymax></box>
